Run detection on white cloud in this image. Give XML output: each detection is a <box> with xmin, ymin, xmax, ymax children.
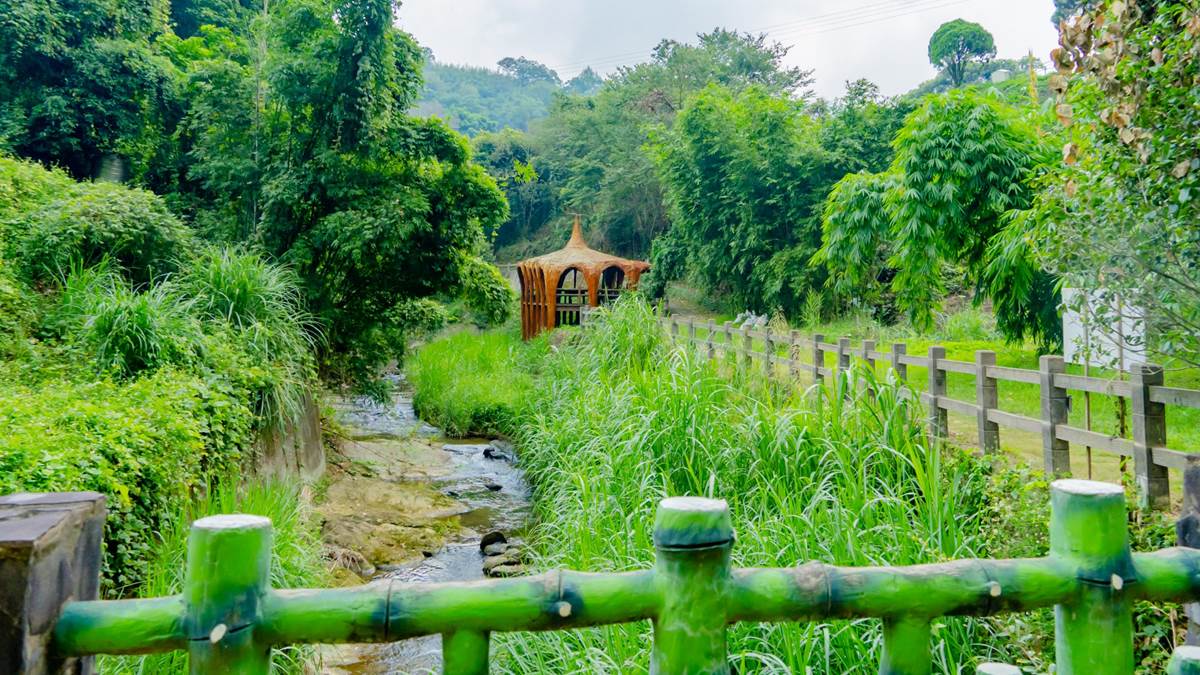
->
<box><xmin>397</xmin><ymin>0</ymin><xmax>1060</xmax><ymax>99</ymax></box>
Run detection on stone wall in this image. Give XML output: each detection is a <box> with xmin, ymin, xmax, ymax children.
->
<box><xmin>254</xmin><ymin>393</ymin><xmax>325</xmax><ymax>482</ymax></box>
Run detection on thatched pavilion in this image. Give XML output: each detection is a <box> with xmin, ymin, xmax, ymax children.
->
<box><xmin>517</xmin><ymin>216</ymin><xmax>650</xmax><ymax>339</ymax></box>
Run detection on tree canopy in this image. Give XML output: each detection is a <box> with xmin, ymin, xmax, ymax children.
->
<box><xmin>928</xmin><ymin>19</ymin><xmax>997</xmax><ymax>87</ymax></box>
<box><xmin>819</xmin><ymin>90</ymin><xmax>1061</xmax><ymax>348</ymax></box>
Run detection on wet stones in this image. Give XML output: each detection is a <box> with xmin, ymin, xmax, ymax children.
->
<box><xmin>484</xmin><ymin>440</ymin><xmax>515</xmax><ymax>462</ymax></box>
<box><xmin>479</xmin><ymin>531</ymin><xmax>506</xmax><ymax>551</ymax></box>
<box><xmin>480</xmin><ymin>531</ymin><xmax>527</xmax><ymax>577</ymax></box>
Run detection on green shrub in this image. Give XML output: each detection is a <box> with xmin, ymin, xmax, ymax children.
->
<box><xmin>0</xmin><ymin>258</ymin><xmax>36</xmax><ymax>358</ymax></box>
<box><xmin>0</xmin><ymin>368</ymin><xmax>255</xmax><ymax>591</ymax></box>
<box><xmin>18</xmin><ymin>181</ymin><xmax>193</xmax><ymax>285</ymax></box>
<box><xmin>99</xmin><ymin>478</ymin><xmax>326</xmax><ymax>674</ymax></box>
<box><xmin>939</xmin><ymin>306</ymin><xmax>1000</xmax><ymax>342</ymax></box>
<box><xmin>0</xmin><ymin>156</ymin><xmax>74</xmax><ymax>247</ymax></box>
<box><xmin>457</xmin><ymin>253</ymin><xmax>517</xmax><ymax>327</ymax></box>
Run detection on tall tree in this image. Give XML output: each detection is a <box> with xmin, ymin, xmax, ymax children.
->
<box><xmin>928</xmin><ymin>19</ymin><xmax>996</xmax><ymax>87</ymax></box>
<box><xmin>496</xmin><ymin>56</ymin><xmax>561</xmax><ymax>86</ymax></box>
<box><xmin>651</xmin><ymin>85</ymin><xmax>837</xmax><ymax>314</ymax></box>
<box><xmin>819</xmin><ymin>90</ymin><xmax>1061</xmax><ymax>348</ymax></box>
<box><xmin>564</xmin><ymin>67</ymin><xmax>603</xmax><ymax>95</ymax></box>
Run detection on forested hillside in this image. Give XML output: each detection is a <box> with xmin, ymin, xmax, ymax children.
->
<box><xmin>415</xmin><ymin>59</ymin><xmax>603</xmax><ymax>135</ymax></box>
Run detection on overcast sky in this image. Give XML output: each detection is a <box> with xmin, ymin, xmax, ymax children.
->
<box><xmin>397</xmin><ymin>0</ymin><xmax>1061</xmax><ymax>99</ymax></box>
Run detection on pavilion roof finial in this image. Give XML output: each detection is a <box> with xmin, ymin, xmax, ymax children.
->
<box><xmin>568</xmin><ymin>214</ymin><xmax>586</xmax><ymax>248</ymax></box>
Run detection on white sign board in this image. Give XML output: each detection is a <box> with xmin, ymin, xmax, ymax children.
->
<box><xmin>1062</xmin><ymin>288</ymin><xmax>1146</xmax><ymax>369</ymax></box>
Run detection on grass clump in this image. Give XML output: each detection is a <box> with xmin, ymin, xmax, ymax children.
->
<box><xmin>407</xmin><ymin>326</ymin><xmax>544</xmax><ymax>437</ymax></box>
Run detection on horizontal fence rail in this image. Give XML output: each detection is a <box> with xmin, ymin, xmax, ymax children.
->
<box><xmin>40</xmin><ymin>482</ymin><xmax>1200</xmax><ymax>674</ymax></box>
<box><xmin>638</xmin><ymin>312</ymin><xmax>1200</xmax><ymax>511</ymax></box>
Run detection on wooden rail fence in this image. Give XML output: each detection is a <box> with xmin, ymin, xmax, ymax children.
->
<box><xmin>637</xmin><ymin>312</ymin><xmax>1200</xmax><ymax>511</ymax></box>
<box><xmin>11</xmin><ymin>483</ymin><xmax>1200</xmax><ymax>674</ymax></box>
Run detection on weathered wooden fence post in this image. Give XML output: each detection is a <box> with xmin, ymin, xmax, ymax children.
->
<box><xmin>861</xmin><ymin>340</ymin><xmax>876</xmax><ymax>373</ymax></box>
<box><xmin>651</xmin><ymin>497</ymin><xmax>732</xmax><ymax>674</ymax></box>
<box><xmin>1169</xmin><ymin>646</ymin><xmax>1200</xmax><ymax>674</ymax></box>
<box><xmin>670</xmin><ymin>317</ymin><xmax>679</xmax><ymax>344</ymax></box>
<box><xmin>763</xmin><ymin>327</ymin><xmax>775</xmax><ymax>381</ymax></box>
<box><xmin>927</xmin><ymin>346</ymin><xmax>948</xmax><ymax>442</ymax></box>
<box><xmin>741</xmin><ymin>324</ymin><xmax>752</xmax><ymax>370</ymax></box>
<box><xmin>687</xmin><ymin>318</ymin><xmax>696</xmax><ymax>345</ymax></box>
<box><xmin>812</xmin><ymin>333</ymin><xmax>825</xmax><ymax>385</ymax></box>
<box><xmin>1130</xmin><ymin>363</ymin><xmax>1169</xmax><ymax>510</ymax></box>
<box><xmin>0</xmin><ymin>493</ymin><xmax>106</xmax><ymax>675</ymax></box>
<box><xmin>861</xmin><ymin>339</ymin><xmax>877</xmax><ymax>399</ymax></box>
<box><xmin>706</xmin><ymin>321</ymin><xmax>716</xmax><ymax>361</ymax></box>
<box><xmin>790</xmin><ymin>330</ymin><xmax>802</xmax><ymax>381</ymax></box>
<box><xmin>1050</xmin><ymin>479</ymin><xmax>1133</xmax><ymax>674</ymax></box>
<box><xmin>891</xmin><ymin>343</ymin><xmax>907</xmax><ymax>383</ymax></box>
<box><xmin>723</xmin><ymin>322</ymin><xmax>733</xmax><ymax>362</ymax></box>
<box><xmin>975</xmin><ymin>350</ymin><xmax>1000</xmax><ymax>454</ymax></box>
<box><xmin>1176</xmin><ymin>458</ymin><xmax>1200</xmax><ymax>645</ymax></box>
<box><xmin>185</xmin><ymin>515</ymin><xmax>272</xmax><ymax>673</ymax></box>
<box><xmin>1040</xmin><ymin>356</ymin><xmax>1071</xmax><ymax>477</ymax></box>
<box><xmin>836</xmin><ymin>337</ymin><xmax>851</xmax><ymax>380</ymax></box>
<box><xmin>879</xmin><ymin>616</ymin><xmax>931</xmax><ymax>674</ymax></box>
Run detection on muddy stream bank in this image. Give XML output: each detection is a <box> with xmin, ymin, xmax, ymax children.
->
<box><xmin>317</xmin><ymin>380</ymin><xmax>531</xmax><ymax>674</ymax></box>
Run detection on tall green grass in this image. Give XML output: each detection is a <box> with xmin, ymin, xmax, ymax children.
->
<box><xmin>98</xmin><ymin>479</ymin><xmax>327</xmax><ymax>674</ymax></box>
<box><xmin>407</xmin><ymin>327</ymin><xmax>546</xmax><ymax>437</ymax></box>
<box><xmin>412</xmin><ymin>299</ymin><xmax>1005</xmax><ymax>672</ymax></box>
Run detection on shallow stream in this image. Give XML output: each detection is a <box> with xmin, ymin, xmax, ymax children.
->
<box><xmin>318</xmin><ymin>379</ymin><xmax>531</xmax><ymax>674</ymax></box>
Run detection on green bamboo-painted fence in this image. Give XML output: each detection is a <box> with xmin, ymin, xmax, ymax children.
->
<box><xmin>48</xmin><ymin>480</ymin><xmax>1200</xmax><ymax>673</ymax></box>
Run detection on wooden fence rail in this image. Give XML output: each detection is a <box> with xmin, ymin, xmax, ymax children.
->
<box><xmin>19</xmin><ymin>483</ymin><xmax>1200</xmax><ymax>674</ymax></box>
<box><xmin>635</xmin><ymin>312</ymin><xmax>1200</xmax><ymax>511</ymax></box>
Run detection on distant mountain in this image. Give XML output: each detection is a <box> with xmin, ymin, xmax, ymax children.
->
<box><xmin>415</xmin><ymin>61</ymin><xmax>603</xmax><ymax>136</ymax></box>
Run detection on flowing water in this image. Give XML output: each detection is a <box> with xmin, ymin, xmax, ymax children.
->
<box><xmin>319</xmin><ymin>378</ymin><xmax>531</xmax><ymax>674</ymax></box>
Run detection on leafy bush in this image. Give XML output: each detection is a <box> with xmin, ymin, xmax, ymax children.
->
<box><xmin>0</xmin><ymin>156</ymin><xmax>74</xmax><ymax>246</ymax></box>
<box><xmin>0</xmin><ymin>368</ymin><xmax>255</xmax><ymax>591</ymax></box>
<box><xmin>0</xmin><ymin>258</ymin><xmax>36</xmax><ymax>358</ymax></box>
<box><xmin>17</xmin><ymin>181</ymin><xmax>193</xmax><ymax>285</ymax></box>
<box><xmin>457</xmin><ymin>253</ymin><xmax>516</xmax><ymax>327</ymax></box>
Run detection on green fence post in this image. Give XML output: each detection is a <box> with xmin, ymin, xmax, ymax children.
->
<box><xmin>1169</xmin><ymin>646</ymin><xmax>1200</xmax><ymax>674</ymax></box>
<box><xmin>879</xmin><ymin>615</ymin><xmax>931</xmax><ymax>675</ymax></box>
<box><xmin>184</xmin><ymin>515</ymin><xmax>272</xmax><ymax>674</ymax></box>
<box><xmin>651</xmin><ymin>497</ymin><xmax>733</xmax><ymax>675</ymax></box>
<box><xmin>443</xmin><ymin>630</ymin><xmax>489</xmax><ymax>674</ymax></box>
<box><xmin>1050</xmin><ymin>479</ymin><xmax>1133</xmax><ymax>674</ymax></box>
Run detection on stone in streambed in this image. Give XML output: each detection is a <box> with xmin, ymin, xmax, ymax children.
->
<box><xmin>487</xmin><ymin>563</ymin><xmax>528</xmax><ymax>578</ymax></box>
<box><xmin>484</xmin><ymin>440</ymin><xmax>515</xmax><ymax>462</ymax></box>
<box><xmin>479</xmin><ymin>531</ymin><xmax>507</xmax><ymax>552</ymax></box>
<box><xmin>482</xmin><ymin>542</ymin><xmax>508</xmax><ymax>556</ymax></box>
